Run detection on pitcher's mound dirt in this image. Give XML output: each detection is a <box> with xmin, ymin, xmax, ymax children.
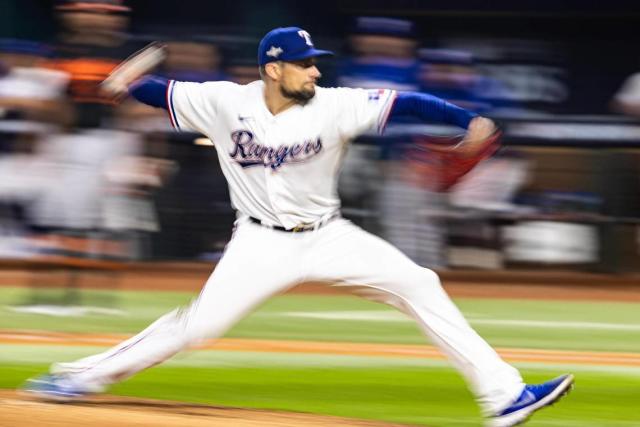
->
<box><xmin>0</xmin><ymin>391</ymin><xmax>415</xmax><ymax>427</ymax></box>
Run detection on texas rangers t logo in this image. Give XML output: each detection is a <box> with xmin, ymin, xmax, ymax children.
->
<box><xmin>229</xmin><ymin>130</ymin><xmax>323</xmax><ymax>170</ymax></box>
<box><xmin>298</xmin><ymin>30</ymin><xmax>313</xmax><ymax>46</ymax></box>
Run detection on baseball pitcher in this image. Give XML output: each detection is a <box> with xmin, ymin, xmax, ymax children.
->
<box><xmin>24</xmin><ymin>27</ymin><xmax>573</xmax><ymax>427</ymax></box>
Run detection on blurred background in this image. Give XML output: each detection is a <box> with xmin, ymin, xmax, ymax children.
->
<box><xmin>2</xmin><ymin>0</ymin><xmax>640</xmax><ymax>275</ymax></box>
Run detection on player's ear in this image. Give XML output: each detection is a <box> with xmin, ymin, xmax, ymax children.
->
<box><xmin>264</xmin><ymin>62</ymin><xmax>281</xmax><ymax>81</ymax></box>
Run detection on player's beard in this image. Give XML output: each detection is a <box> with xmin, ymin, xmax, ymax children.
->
<box><xmin>280</xmin><ymin>83</ymin><xmax>315</xmax><ymax>104</ymax></box>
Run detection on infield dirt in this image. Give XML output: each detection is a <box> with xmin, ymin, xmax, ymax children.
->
<box><xmin>0</xmin><ymin>390</ymin><xmax>415</xmax><ymax>427</ymax></box>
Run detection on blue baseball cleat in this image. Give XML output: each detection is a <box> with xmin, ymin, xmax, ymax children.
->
<box><xmin>21</xmin><ymin>374</ymin><xmax>91</xmax><ymax>402</ymax></box>
<box><xmin>486</xmin><ymin>374</ymin><xmax>574</xmax><ymax>427</ymax></box>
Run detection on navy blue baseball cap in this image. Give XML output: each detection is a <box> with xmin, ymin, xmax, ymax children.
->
<box><xmin>258</xmin><ymin>27</ymin><xmax>333</xmax><ymax>66</ymax></box>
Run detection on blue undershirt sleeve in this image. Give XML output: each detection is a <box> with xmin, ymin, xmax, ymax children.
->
<box><xmin>129</xmin><ymin>75</ymin><xmax>169</xmax><ymax>109</ymax></box>
<box><xmin>389</xmin><ymin>91</ymin><xmax>477</xmax><ymax>129</ymax></box>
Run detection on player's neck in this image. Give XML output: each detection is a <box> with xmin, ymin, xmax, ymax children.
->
<box><xmin>263</xmin><ymin>84</ymin><xmax>298</xmax><ymax>116</ymax></box>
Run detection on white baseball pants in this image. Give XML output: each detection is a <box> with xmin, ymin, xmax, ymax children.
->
<box><xmin>53</xmin><ymin>218</ymin><xmax>523</xmax><ymax>414</ymax></box>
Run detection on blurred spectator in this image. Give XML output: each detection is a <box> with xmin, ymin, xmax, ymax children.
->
<box><xmin>336</xmin><ymin>17</ymin><xmax>447</xmax><ymax>265</ymax></box>
<box><xmin>0</xmin><ymin>39</ymin><xmax>73</xmax><ymax>256</ymax></box>
<box><xmin>103</xmin><ymin>151</ymin><xmax>176</xmax><ymax>259</ymax></box>
<box><xmin>43</xmin><ymin>0</ymin><xmax>138</xmax><ymax>128</ymax></box>
<box><xmin>337</xmin><ymin>17</ymin><xmax>418</xmax><ymax>233</ymax></box>
<box><xmin>419</xmin><ymin>48</ymin><xmax>491</xmax><ymax>112</ymax></box>
<box><xmin>102</xmin><ymin>103</ymin><xmax>177</xmax><ymax>260</ymax></box>
<box><xmin>162</xmin><ymin>38</ymin><xmax>229</xmax><ymax>82</ymax></box>
<box><xmin>28</xmin><ymin>130</ymin><xmax>123</xmax><ymax>230</ymax></box>
<box><xmin>23</xmin><ymin>125</ymin><xmax>154</xmax><ymax>260</ymax></box>
<box><xmin>338</xmin><ymin>16</ymin><xmax>420</xmax><ymax>91</ymax></box>
<box><xmin>378</xmin><ymin>137</ymin><xmax>450</xmax><ymax>268</ymax></box>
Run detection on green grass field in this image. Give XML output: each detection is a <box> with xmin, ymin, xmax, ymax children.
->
<box><xmin>1</xmin><ymin>286</ymin><xmax>640</xmax><ymax>426</ymax></box>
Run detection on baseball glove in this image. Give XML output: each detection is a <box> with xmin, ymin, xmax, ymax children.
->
<box><xmin>407</xmin><ymin>127</ymin><xmax>502</xmax><ymax>192</ymax></box>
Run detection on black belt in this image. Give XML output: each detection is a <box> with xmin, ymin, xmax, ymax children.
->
<box><xmin>248</xmin><ymin>213</ymin><xmax>339</xmax><ymax>233</ymax></box>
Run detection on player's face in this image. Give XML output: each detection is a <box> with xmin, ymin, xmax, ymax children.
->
<box><xmin>279</xmin><ymin>57</ymin><xmax>321</xmax><ymax>102</ymax></box>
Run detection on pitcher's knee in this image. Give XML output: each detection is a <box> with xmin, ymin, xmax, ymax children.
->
<box><xmin>182</xmin><ymin>318</ymin><xmax>217</xmax><ymax>346</ymax></box>
<box><xmin>393</xmin><ymin>266</ymin><xmax>443</xmax><ymax>297</ymax></box>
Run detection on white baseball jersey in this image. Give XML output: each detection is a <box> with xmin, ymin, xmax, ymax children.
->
<box><xmin>166</xmin><ymin>80</ymin><xmax>396</xmax><ymax>229</ymax></box>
